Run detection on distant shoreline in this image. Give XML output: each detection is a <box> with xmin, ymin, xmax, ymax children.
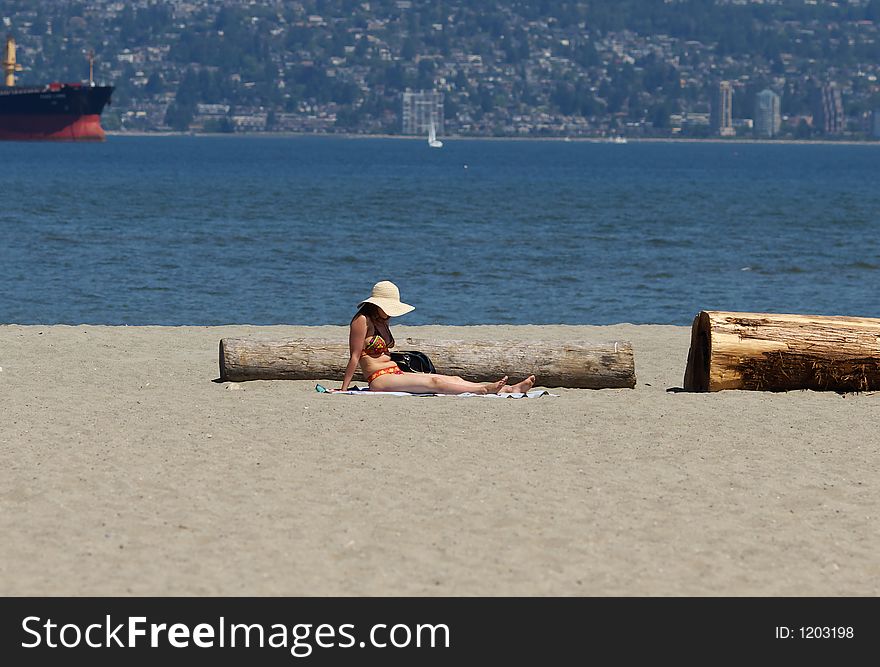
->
<box><xmin>105</xmin><ymin>130</ymin><xmax>880</xmax><ymax>147</ymax></box>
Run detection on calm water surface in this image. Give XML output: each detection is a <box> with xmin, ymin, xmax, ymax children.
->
<box><xmin>1</xmin><ymin>136</ymin><xmax>878</xmax><ymax>325</ymax></box>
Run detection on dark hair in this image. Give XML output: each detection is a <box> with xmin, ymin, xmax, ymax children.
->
<box><xmin>354</xmin><ymin>303</ymin><xmax>394</xmax><ymax>348</ymax></box>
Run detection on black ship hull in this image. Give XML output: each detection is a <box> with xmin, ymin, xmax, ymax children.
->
<box><xmin>0</xmin><ymin>83</ymin><xmax>113</xmax><ymax>140</ymax></box>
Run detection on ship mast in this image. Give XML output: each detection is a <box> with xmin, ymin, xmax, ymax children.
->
<box><xmin>2</xmin><ymin>35</ymin><xmax>23</xmax><ymax>87</ymax></box>
<box><xmin>87</xmin><ymin>49</ymin><xmax>94</xmax><ymax>86</ymax></box>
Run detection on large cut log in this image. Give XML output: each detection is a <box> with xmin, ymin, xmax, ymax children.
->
<box><xmin>683</xmin><ymin>310</ymin><xmax>880</xmax><ymax>392</ymax></box>
<box><xmin>219</xmin><ymin>337</ymin><xmax>636</xmax><ymax>389</ymax></box>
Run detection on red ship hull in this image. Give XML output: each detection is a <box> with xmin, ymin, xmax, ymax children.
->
<box><xmin>0</xmin><ymin>113</ymin><xmax>106</xmax><ymax>141</ymax></box>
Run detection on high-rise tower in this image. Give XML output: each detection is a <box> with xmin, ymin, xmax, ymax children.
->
<box><xmin>812</xmin><ymin>83</ymin><xmax>844</xmax><ymax>135</ymax></box>
<box><xmin>754</xmin><ymin>89</ymin><xmax>781</xmax><ymax>138</ymax></box>
<box><xmin>710</xmin><ymin>81</ymin><xmax>735</xmax><ymax>137</ymax></box>
<box><xmin>402</xmin><ymin>90</ymin><xmax>444</xmax><ymax>136</ymax></box>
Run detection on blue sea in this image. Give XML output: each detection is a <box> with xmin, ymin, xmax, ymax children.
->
<box><xmin>1</xmin><ymin>136</ymin><xmax>878</xmax><ymax>326</ymax></box>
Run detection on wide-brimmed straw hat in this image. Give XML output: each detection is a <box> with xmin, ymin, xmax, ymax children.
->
<box><xmin>357</xmin><ymin>281</ymin><xmax>414</xmax><ymax>317</ymax></box>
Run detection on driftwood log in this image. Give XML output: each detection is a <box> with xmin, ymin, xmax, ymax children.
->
<box><xmin>683</xmin><ymin>310</ymin><xmax>880</xmax><ymax>392</ymax></box>
<box><xmin>219</xmin><ymin>337</ymin><xmax>636</xmax><ymax>389</ymax></box>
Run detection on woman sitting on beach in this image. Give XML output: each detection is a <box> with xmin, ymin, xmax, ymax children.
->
<box><xmin>338</xmin><ymin>281</ymin><xmax>536</xmax><ymax>394</ymax></box>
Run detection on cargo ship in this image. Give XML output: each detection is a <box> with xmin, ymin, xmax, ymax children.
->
<box><xmin>1</xmin><ymin>35</ymin><xmax>113</xmax><ymax>141</ymax></box>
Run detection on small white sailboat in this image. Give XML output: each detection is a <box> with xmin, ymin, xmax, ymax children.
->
<box><xmin>428</xmin><ymin>120</ymin><xmax>443</xmax><ymax>148</ymax></box>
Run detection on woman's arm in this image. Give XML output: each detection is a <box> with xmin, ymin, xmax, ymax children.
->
<box><xmin>340</xmin><ymin>315</ymin><xmax>367</xmax><ymax>391</ymax></box>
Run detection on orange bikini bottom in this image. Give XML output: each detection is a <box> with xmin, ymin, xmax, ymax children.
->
<box><xmin>367</xmin><ymin>365</ymin><xmax>405</xmax><ymax>384</ymax></box>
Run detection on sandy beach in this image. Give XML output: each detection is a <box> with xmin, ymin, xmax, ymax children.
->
<box><xmin>1</xmin><ymin>323</ymin><xmax>877</xmax><ymax>596</ymax></box>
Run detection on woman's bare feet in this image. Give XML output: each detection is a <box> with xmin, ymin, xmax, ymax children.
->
<box><xmin>500</xmin><ymin>375</ymin><xmax>536</xmax><ymax>394</ymax></box>
<box><xmin>480</xmin><ymin>376</ymin><xmax>508</xmax><ymax>394</ymax></box>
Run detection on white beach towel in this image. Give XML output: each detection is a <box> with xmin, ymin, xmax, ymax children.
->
<box><xmin>316</xmin><ymin>384</ymin><xmax>556</xmax><ymax>398</ymax></box>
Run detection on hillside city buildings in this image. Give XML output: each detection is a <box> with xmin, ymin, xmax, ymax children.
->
<box><xmin>3</xmin><ymin>1</ymin><xmax>880</xmax><ymax>140</ymax></box>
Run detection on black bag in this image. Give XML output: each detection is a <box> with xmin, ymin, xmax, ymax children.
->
<box><xmin>390</xmin><ymin>350</ymin><xmax>436</xmax><ymax>374</ymax></box>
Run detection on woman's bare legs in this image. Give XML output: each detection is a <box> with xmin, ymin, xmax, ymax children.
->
<box><xmin>370</xmin><ymin>372</ymin><xmax>508</xmax><ymax>394</ymax></box>
<box><xmin>499</xmin><ymin>375</ymin><xmax>536</xmax><ymax>393</ymax></box>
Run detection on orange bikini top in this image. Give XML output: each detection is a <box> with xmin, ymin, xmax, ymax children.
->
<box><xmin>362</xmin><ymin>334</ymin><xmax>389</xmax><ymax>357</ymax></box>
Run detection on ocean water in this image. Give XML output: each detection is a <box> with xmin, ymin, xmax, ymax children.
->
<box><xmin>1</xmin><ymin>135</ymin><xmax>878</xmax><ymax>326</ymax></box>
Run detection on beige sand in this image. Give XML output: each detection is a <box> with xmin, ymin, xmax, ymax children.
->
<box><xmin>1</xmin><ymin>323</ymin><xmax>877</xmax><ymax>596</ymax></box>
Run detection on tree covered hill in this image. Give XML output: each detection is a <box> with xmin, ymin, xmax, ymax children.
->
<box><xmin>2</xmin><ymin>0</ymin><xmax>880</xmax><ymax>137</ymax></box>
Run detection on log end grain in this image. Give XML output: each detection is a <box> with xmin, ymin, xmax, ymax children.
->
<box><xmin>219</xmin><ymin>339</ymin><xmax>228</xmax><ymax>381</ymax></box>
<box><xmin>683</xmin><ymin>311</ymin><xmax>711</xmax><ymax>392</ymax></box>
